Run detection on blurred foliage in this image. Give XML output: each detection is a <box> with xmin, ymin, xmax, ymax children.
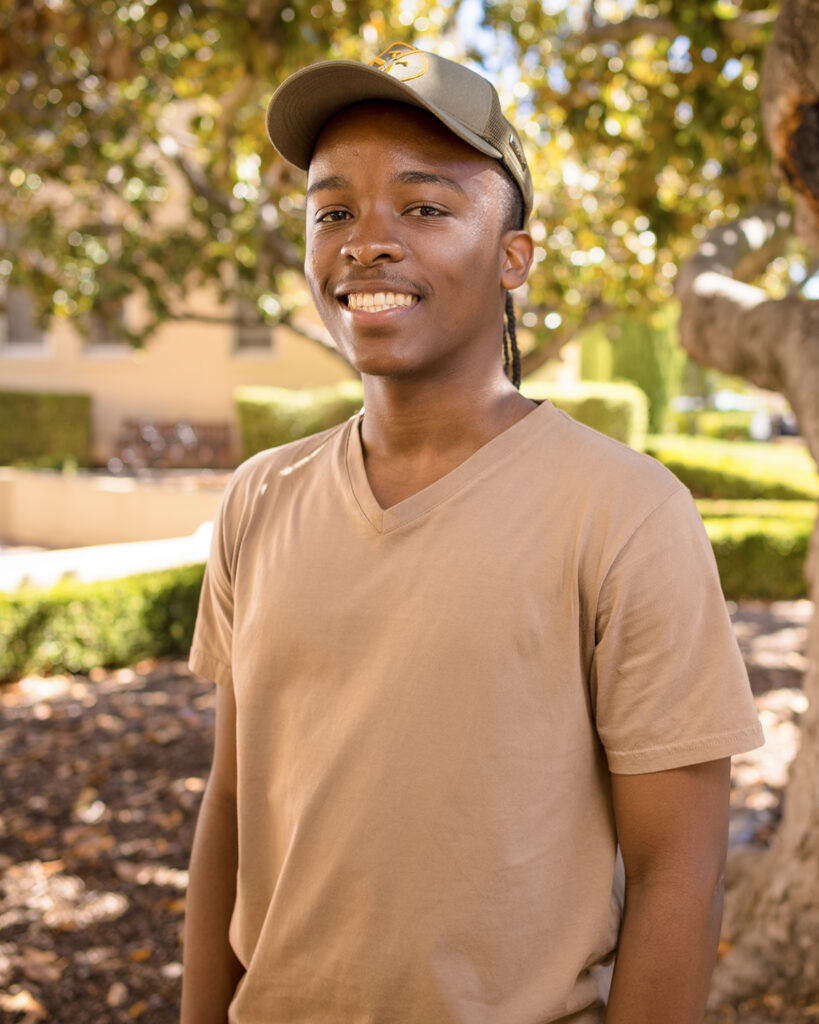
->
<box><xmin>0</xmin><ymin>0</ymin><xmax>793</xmax><ymax>357</ymax></box>
<box><xmin>236</xmin><ymin>380</ymin><xmax>365</xmax><ymax>459</ymax></box>
<box><xmin>0</xmin><ymin>389</ymin><xmax>93</xmax><ymax>466</ymax></box>
<box><xmin>670</xmin><ymin>407</ymin><xmax>756</xmax><ymax>439</ymax></box>
<box><xmin>521</xmin><ymin>378</ymin><xmax>647</xmax><ymax>448</ymax></box>
<box><xmin>646</xmin><ymin>435</ymin><xmax>819</xmax><ymax>499</ymax></box>
<box><xmin>580</xmin><ymin>306</ymin><xmax>684</xmax><ymax>432</ymax></box>
<box><xmin>237</xmin><ymin>377</ymin><xmax>647</xmax><ymax>454</ymax></box>
<box><xmin>486</xmin><ymin>0</ymin><xmax>785</xmax><ymax>358</ymax></box>
<box><xmin>0</xmin><ymin>0</ymin><xmax>416</xmax><ymax>345</ymax></box>
<box><xmin>0</xmin><ymin>562</ymin><xmax>204</xmax><ymax>682</ymax></box>
<box><xmin>703</xmin><ymin>514</ymin><xmax>810</xmax><ymax>600</ymax></box>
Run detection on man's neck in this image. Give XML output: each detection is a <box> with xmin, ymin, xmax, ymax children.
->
<box><xmin>357</xmin><ymin>372</ymin><xmax>537</xmax><ymax>508</ymax></box>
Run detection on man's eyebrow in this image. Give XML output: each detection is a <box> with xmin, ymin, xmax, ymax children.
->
<box><xmin>306</xmin><ymin>174</ymin><xmax>350</xmax><ymax>198</ymax></box>
<box><xmin>392</xmin><ymin>170</ymin><xmax>467</xmax><ymax>195</ymax></box>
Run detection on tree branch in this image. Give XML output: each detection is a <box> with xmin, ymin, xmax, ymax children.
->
<box><xmin>578</xmin><ymin>8</ymin><xmax>776</xmax><ymax>47</ymax></box>
<box><xmin>579</xmin><ymin>15</ymin><xmax>677</xmax><ymax>45</ymax></box>
<box><xmin>675</xmin><ymin>203</ymin><xmax>819</xmax><ymax>467</ymax></box>
<box><xmin>170</xmin><ymin>307</ymin><xmax>350</xmax><ymax>365</ymax></box>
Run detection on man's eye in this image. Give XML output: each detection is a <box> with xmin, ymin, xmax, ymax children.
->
<box><xmin>317</xmin><ymin>209</ymin><xmax>350</xmax><ymax>223</ymax></box>
<box><xmin>408</xmin><ymin>205</ymin><xmax>445</xmax><ymax>217</ymax></box>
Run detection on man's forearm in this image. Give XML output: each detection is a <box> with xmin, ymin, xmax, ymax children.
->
<box><xmin>180</xmin><ymin>793</ymin><xmax>244</xmax><ymax>1024</ymax></box>
<box><xmin>605</xmin><ymin>872</ymin><xmax>724</xmax><ymax>1024</ymax></box>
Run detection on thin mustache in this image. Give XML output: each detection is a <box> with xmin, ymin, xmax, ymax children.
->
<box><xmin>334</xmin><ymin>277</ymin><xmax>425</xmax><ymax>297</ymax></box>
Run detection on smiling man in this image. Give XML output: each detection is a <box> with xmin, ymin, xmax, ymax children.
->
<box><xmin>180</xmin><ymin>43</ymin><xmax>763</xmax><ymax>1024</ymax></box>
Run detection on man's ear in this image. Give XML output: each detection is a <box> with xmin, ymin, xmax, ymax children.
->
<box><xmin>500</xmin><ymin>230</ymin><xmax>534</xmax><ymax>291</ymax></box>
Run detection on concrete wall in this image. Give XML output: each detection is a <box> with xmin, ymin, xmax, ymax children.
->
<box><xmin>0</xmin><ymin>290</ymin><xmax>354</xmax><ymax>464</ymax></box>
<box><xmin>0</xmin><ymin>468</ymin><xmax>226</xmax><ymax>548</ymax></box>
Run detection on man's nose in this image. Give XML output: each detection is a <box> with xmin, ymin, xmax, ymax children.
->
<box><xmin>340</xmin><ymin>213</ymin><xmax>403</xmax><ymax>265</ymax></box>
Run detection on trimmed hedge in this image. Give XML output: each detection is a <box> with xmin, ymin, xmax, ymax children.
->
<box><xmin>671</xmin><ymin>409</ymin><xmax>756</xmax><ymax>441</ymax></box>
<box><xmin>522</xmin><ymin>380</ymin><xmax>648</xmax><ymax>450</ymax></box>
<box><xmin>236</xmin><ymin>382</ymin><xmax>364</xmax><ymax>461</ymax></box>
<box><xmin>0</xmin><ymin>506</ymin><xmax>813</xmax><ymax>682</ymax></box>
<box><xmin>236</xmin><ymin>380</ymin><xmax>648</xmax><ymax>458</ymax></box>
<box><xmin>702</xmin><ymin>514</ymin><xmax>812</xmax><ymax>601</ymax></box>
<box><xmin>647</xmin><ymin>436</ymin><xmax>819</xmax><ymax>500</ymax></box>
<box><xmin>0</xmin><ymin>563</ymin><xmax>204</xmax><ymax>683</ymax></box>
<box><xmin>0</xmin><ymin>389</ymin><xmax>93</xmax><ymax>468</ymax></box>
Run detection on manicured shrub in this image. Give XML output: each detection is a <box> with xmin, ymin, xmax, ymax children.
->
<box><xmin>235</xmin><ymin>381</ymin><xmax>364</xmax><ymax>460</ymax></box>
<box><xmin>647</xmin><ymin>436</ymin><xmax>819</xmax><ymax>500</ymax></box>
<box><xmin>236</xmin><ymin>379</ymin><xmax>649</xmax><ymax>457</ymax></box>
<box><xmin>696</xmin><ymin>499</ymin><xmax>817</xmax><ymax>521</ymax></box>
<box><xmin>0</xmin><ymin>390</ymin><xmax>93</xmax><ymax>467</ymax></box>
<box><xmin>0</xmin><ymin>563</ymin><xmax>205</xmax><ymax>683</ymax></box>
<box><xmin>701</xmin><ymin>515</ymin><xmax>812</xmax><ymax>601</ymax></box>
<box><xmin>522</xmin><ymin>380</ymin><xmax>648</xmax><ymax>450</ymax></box>
<box><xmin>579</xmin><ymin>311</ymin><xmax>684</xmax><ymax>434</ymax></box>
<box><xmin>670</xmin><ymin>409</ymin><xmax>756</xmax><ymax>440</ymax></box>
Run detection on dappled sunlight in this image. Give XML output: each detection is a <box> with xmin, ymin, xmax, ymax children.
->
<box><xmin>0</xmin><ymin>860</ymin><xmax>129</xmax><ymax>931</ymax></box>
<box><xmin>0</xmin><ymin>660</ymin><xmax>214</xmax><ymax>1019</ymax></box>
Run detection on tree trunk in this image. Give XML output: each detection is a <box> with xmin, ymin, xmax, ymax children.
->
<box><xmin>676</xmin><ymin>0</ymin><xmax>819</xmax><ymax>1002</ymax></box>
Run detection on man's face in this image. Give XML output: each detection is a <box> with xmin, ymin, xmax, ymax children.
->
<box><xmin>304</xmin><ymin>102</ymin><xmax>526</xmax><ymax>382</ymax></box>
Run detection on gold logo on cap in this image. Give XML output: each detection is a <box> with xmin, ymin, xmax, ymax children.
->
<box><xmin>369</xmin><ymin>42</ymin><xmax>428</xmax><ymax>82</ymax></box>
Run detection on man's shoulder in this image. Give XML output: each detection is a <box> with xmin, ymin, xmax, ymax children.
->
<box><xmin>537</xmin><ymin>403</ymin><xmax>683</xmax><ymax>506</ymax></box>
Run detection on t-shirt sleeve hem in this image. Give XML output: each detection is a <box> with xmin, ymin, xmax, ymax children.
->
<box><xmin>188</xmin><ymin>645</ymin><xmax>233</xmax><ymax>688</ymax></box>
<box><xmin>607</xmin><ymin>722</ymin><xmax>765</xmax><ymax>775</ymax></box>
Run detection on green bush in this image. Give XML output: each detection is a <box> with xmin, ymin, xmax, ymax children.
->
<box><xmin>522</xmin><ymin>380</ymin><xmax>648</xmax><ymax>450</ymax></box>
<box><xmin>1</xmin><ymin>500</ymin><xmax>812</xmax><ymax>682</ymax></box>
<box><xmin>670</xmin><ymin>409</ymin><xmax>755</xmax><ymax>440</ymax></box>
<box><xmin>579</xmin><ymin>310</ymin><xmax>684</xmax><ymax>434</ymax></box>
<box><xmin>701</xmin><ymin>515</ymin><xmax>812</xmax><ymax>601</ymax></box>
<box><xmin>237</xmin><ymin>379</ymin><xmax>648</xmax><ymax>457</ymax></box>
<box><xmin>647</xmin><ymin>436</ymin><xmax>819</xmax><ymax>500</ymax></box>
<box><xmin>0</xmin><ymin>390</ymin><xmax>93</xmax><ymax>468</ymax></box>
<box><xmin>696</xmin><ymin>499</ymin><xmax>817</xmax><ymax>521</ymax></box>
<box><xmin>236</xmin><ymin>381</ymin><xmax>364</xmax><ymax>460</ymax></box>
<box><xmin>0</xmin><ymin>563</ymin><xmax>205</xmax><ymax>683</ymax></box>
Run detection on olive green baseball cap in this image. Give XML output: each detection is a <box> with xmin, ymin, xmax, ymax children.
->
<box><xmin>265</xmin><ymin>42</ymin><xmax>533</xmax><ymax>221</ymax></box>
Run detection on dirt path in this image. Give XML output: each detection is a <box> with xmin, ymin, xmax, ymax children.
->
<box><xmin>0</xmin><ymin>602</ymin><xmax>814</xmax><ymax>1023</ymax></box>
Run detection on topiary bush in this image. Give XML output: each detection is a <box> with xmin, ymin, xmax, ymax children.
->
<box><xmin>0</xmin><ymin>563</ymin><xmax>205</xmax><ymax>683</ymax></box>
<box><xmin>235</xmin><ymin>381</ymin><xmax>364</xmax><ymax>460</ymax></box>
<box><xmin>647</xmin><ymin>436</ymin><xmax>819</xmax><ymax>500</ymax></box>
<box><xmin>0</xmin><ymin>389</ymin><xmax>93</xmax><ymax>468</ymax></box>
<box><xmin>522</xmin><ymin>380</ymin><xmax>648</xmax><ymax>450</ymax></box>
<box><xmin>701</xmin><ymin>514</ymin><xmax>812</xmax><ymax>601</ymax></box>
<box><xmin>670</xmin><ymin>409</ymin><xmax>756</xmax><ymax>440</ymax></box>
<box><xmin>236</xmin><ymin>379</ymin><xmax>649</xmax><ymax>457</ymax></box>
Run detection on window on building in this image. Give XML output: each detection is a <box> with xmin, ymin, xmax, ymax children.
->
<box><xmin>85</xmin><ymin>298</ymin><xmax>127</xmax><ymax>346</ymax></box>
<box><xmin>3</xmin><ymin>285</ymin><xmax>44</xmax><ymax>346</ymax></box>
<box><xmin>234</xmin><ymin>296</ymin><xmax>273</xmax><ymax>352</ymax></box>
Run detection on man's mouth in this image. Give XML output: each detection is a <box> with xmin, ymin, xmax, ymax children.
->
<box><xmin>343</xmin><ymin>291</ymin><xmax>419</xmax><ymax>313</ymax></box>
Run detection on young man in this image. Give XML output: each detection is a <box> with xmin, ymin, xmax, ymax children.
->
<box><xmin>181</xmin><ymin>43</ymin><xmax>764</xmax><ymax>1024</ymax></box>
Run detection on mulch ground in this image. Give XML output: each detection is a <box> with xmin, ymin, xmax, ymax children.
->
<box><xmin>0</xmin><ymin>600</ymin><xmax>814</xmax><ymax>1023</ymax></box>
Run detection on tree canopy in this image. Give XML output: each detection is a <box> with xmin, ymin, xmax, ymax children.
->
<box><xmin>0</xmin><ymin>0</ymin><xmax>799</xmax><ymax>360</ymax></box>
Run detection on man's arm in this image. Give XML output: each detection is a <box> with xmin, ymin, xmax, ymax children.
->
<box><xmin>181</xmin><ymin>684</ymin><xmax>245</xmax><ymax>1023</ymax></box>
<box><xmin>605</xmin><ymin>756</ymin><xmax>731</xmax><ymax>1024</ymax></box>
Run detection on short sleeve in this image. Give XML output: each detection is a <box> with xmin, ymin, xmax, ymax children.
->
<box><xmin>188</xmin><ymin>487</ymin><xmax>235</xmax><ymax>688</ymax></box>
<box><xmin>591</xmin><ymin>486</ymin><xmax>764</xmax><ymax>774</ymax></box>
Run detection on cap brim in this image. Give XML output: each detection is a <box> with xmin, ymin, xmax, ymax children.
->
<box><xmin>266</xmin><ymin>61</ymin><xmax>502</xmax><ymax>170</ymax></box>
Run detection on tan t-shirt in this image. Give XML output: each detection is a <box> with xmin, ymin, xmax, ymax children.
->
<box><xmin>190</xmin><ymin>400</ymin><xmax>763</xmax><ymax>1024</ymax></box>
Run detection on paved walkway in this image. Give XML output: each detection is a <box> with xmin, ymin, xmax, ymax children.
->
<box><xmin>0</xmin><ymin>525</ymin><xmax>213</xmax><ymax>592</ymax></box>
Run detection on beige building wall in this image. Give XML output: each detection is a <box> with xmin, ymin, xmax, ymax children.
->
<box><xmin>0</xmin><ymin>467</ymin><xmax>225</xmax><ymax>548</ymax></box>
<box><xmin>0</xmin><ymin>293</ymin><xmax>354</xmax><ymax>464</ymax></box>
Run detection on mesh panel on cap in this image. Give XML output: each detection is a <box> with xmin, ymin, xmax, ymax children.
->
<box><xmin>485</xmin><ymin>103</ymin><xmax>511</xmax><ymax>153</ymax></box>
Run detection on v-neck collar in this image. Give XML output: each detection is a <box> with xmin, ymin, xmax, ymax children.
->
<box><xmin>344</xmin><ymin>400</ymin><xmax>554</xmax><ymax>534</ymax></box>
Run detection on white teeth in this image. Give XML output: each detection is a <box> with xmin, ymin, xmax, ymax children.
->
<box><xmin>345</xmin><ymin>291</ymin><xmax>418</xmax><ymax>312</ymax></box>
